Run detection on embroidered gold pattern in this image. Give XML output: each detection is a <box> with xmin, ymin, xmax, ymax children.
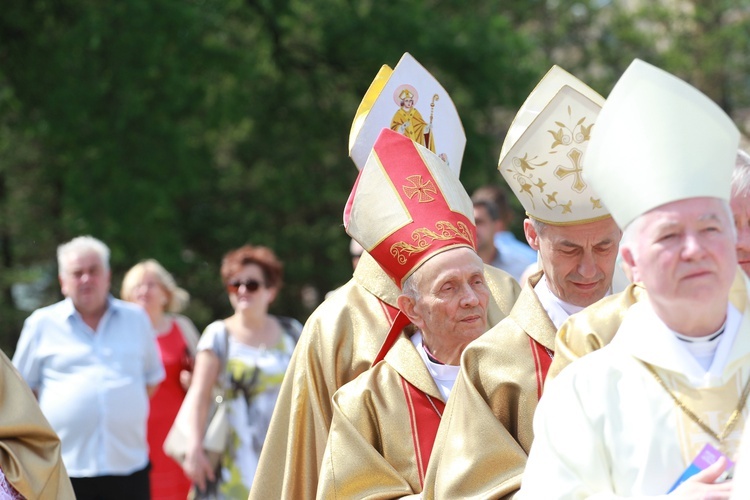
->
<box><xmin>548</xmin><ymin>106</ymin><xmax>594</xmax><ymax>149</ymax></box>
<box><xmin>506</xmin><ymin>105</ymin><xmax>595</xmax><ymax>216</ymax></box>
<box><xmin>390</xmin><ymin>221</ymin><xmax>474</xmax><ymax>265</ymax></box>
<box><xmin>403</xmin><ymin>175</ymin><xmax>437</xmax><ymax>203</ymax></box>
<box><xmin>505</xmin><ymin>154</ymin><xmax>548</xmax><ymax>210</ymax></box>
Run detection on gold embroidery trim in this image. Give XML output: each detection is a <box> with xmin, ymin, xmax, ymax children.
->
<box><xmin>641</xmin><ymin>361</ymin><xmax>750</xmax><ymax>443</ymax></box>
<box><xmin>390</xmin><ymin>221</ymin><xmax>474</xmax><ymax>265</ymax></box>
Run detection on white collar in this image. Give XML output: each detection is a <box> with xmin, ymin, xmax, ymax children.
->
<box><xmin>533</xmin><ymin>275</ymin><xmax>586</xmax><ymax>330</ymax></box>
<box><xmin>411</xmin><ymin>331</ymin><xmax>460</xmax><ymax>401</ymax></box>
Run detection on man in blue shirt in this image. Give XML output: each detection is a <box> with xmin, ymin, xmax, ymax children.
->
<box><xmin>13</xmin><ymin>236</ymin><xmax>165</xmax><ymax>500</ymax></box>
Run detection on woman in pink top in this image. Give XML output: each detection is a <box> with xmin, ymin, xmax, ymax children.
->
<box><xmin>121</xmin><ymin>259</ymin><xmax>199</xmax><ymax>500</ymax></box>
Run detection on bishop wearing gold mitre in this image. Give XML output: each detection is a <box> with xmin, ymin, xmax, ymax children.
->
<box><xmin>519</xmin><ymin>58</ymin><xmax>747</xmax><ymax>498</ymax></box>
<box><xmin>249</xmin><ymin>54</ymin><xmax>520</xmax><ymax>500</ymax></box>
<box><xmin>423</xmin><ymin>66</ymin><xmax>624</xmax><ymax>499</ymax></box>
<box><xmin>316</xmin><ymin>126</ymin><xmax>513</xmax><ymax>497</ymax></box>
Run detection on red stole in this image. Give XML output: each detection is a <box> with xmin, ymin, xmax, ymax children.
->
<box><xmin>528</xmin><ymin>337</ymin><xmax>553</xmax><ymax>400</ymax></box>
<box><xmin>373</xmin><ymin>302</ymin><xmax>412</xmax><ymax>366</ymax></box>
<box><xmin>400</xmin><ymin>377</ymin><xmax>444</xmax><ymax>488</ymax></box>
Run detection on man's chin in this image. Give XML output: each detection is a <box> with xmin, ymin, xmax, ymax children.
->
<box><xmin>568</xmin><ymin>288</ymin><xmax>607</xmax><ymax>308</ymax></box>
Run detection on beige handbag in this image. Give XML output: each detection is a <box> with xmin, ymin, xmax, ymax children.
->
<box><xmin>163</xmin><ymin>325</ymin><xmax>230</xmax><ymax>469</ymax></box>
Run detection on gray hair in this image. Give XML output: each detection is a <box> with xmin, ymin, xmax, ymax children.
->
<box><xmin>57</xmin><ymin>236</ymin><xmax>110</xmax><ymax>275</ymax></box>
<box><xmin>530</xmin><ymin>218</ymin><xmax>548</xmax><ymax>236</ymax></box>
<box><xmin>731</xmin><ymin>149</ymin><xmax>750</xmax><ymax>199</ymax></box>
<box><xmin>401</xmin><ymin>271</ymin><xmax>421</xmax><ymax>301</ymax></box>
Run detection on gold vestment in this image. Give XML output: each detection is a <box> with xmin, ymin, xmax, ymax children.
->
<box><xmin>250</xmin><ymin>254</ymin><xmax>519</xmax><ymax>499</ymax></box>
<box><xmin>317</xmin><ymin>333</ymin><xmax>441</xmax><ymax>498</ymax></box>
<box><xmin>0</xmin><ymin>350</ymin><xmax>74</xmax><ymax>499</ymax></box>
<box><xmin>424</xmin><ymin>272</ymin><xmax>552</xmax><ymax>499</ymax></box>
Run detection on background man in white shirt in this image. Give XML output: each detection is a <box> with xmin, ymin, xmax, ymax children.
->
<box><xmin>13</xmin><ymin>235</ymin><xmax>164</xmax><ymax>500</ymax></box>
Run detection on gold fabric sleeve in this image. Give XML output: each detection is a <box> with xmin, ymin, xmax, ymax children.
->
<box><xmin>548</xmin><ymin>270</ymin><xmax>746</xmax><ymax>384</ymax></box>
<box><xmin>0</xmin><ymin>351</ymin><xmax>74</xmax><ymax>499</ymax></box>
<box><xmin>547</xmin><ymin>282</ymin><xmax>646</xmax><ymax>383</ymax></box>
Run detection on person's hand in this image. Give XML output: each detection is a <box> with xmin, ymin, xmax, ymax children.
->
<box><xmin>182</xmin><ymin>445</ymin><xmax>215</xmax><ymax>492</ymax></box>
<box><xmin>179</xmin><ymin>369</ymin><xmax>193</xmax><ymax>390</ymax></box>
<box><xmin>669</xmin><ymin>456</ymin><xmax>733</xmax><ymax>499</ymax></box>
<box><xmin>424</xmin><ymin>123</ymin><xmax>431</xmax><ymax>134</ymax></box>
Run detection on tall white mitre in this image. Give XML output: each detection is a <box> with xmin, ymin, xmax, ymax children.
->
<box><xmin>348</xmin><ymin>52</ymin><xmax>466</xmax><ymax>176</ymax></box>
<box><xmin>498</xmin><ymin>65</ymin><xmax>610</xmax><ymax>226</ymax></box>
<box><xmin>582</xmin><ymin>59</ymin><xmax>740</xmax><ymax>229</ymax></box>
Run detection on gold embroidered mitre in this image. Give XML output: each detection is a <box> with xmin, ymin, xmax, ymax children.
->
<box><xmin>583</xmin><ymin>59</ymin><xmax>740</xmax><ymax>229</ymax></box>
<box><xmin>348</xmin><ymin>52</ymin><xmax>465</xmax><ymax>176</ymax></box>
<box><xmin>498</xmin><ymin>66</ymin><xmax>610</xmax><ymax>226</ymax></box>
<box><xmin>344</xmin><ymin>128</ymin><xmax>476</xmax><ymax>288</ymax></box>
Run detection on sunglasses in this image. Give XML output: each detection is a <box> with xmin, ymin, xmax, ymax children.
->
<box><xmin>226</xmin><ymin>279</ymin><xmax>265</xmax><ymax>294</ymax></box>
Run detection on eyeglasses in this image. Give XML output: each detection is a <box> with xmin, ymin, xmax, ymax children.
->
<box><xmin>226</xmin><ymin>279</ymin><xmax>264</xmax><ymax>294</ymax></box>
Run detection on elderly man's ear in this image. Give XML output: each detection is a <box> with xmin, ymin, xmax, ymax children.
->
<box><xmin>397</xmin><ymin>294</ymin><xmax>424</xmax><ymax>330</ymax></box>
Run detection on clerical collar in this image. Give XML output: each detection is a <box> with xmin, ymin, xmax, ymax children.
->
<box><xmin>411</xmin><ymin>331</ymin><xmax>460</xmax><ymax>401</ymax></box>
<box><xmin>673</xmin><ymin>322</ymin><xmax>726</xmax><ymax>372</ymax></box>
<box><xmin>534</xmin><ymin>275</ymin><xmax>588</xmax><ymax>330</ymax></box>
<box><xmin>673</xmin><ymin>322</ymin><xmax>726</xmax><ymax>343</ymax></box>
<box><xmin>422</xmin><ymin>343</ymin><xmax>444</xmax><ymax>365</ymax></box>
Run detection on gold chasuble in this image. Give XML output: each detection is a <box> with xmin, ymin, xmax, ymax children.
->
<box><xmin>0</xmin><ymin>351</ymin><xmax>74</xmax><ymax>499</ymax></box>
<box><xmin>424</xmin><ymin>271</ymin><xmax>554</xmax><ymax>499</ymax></box>
<box><xmin>250</xmin><ymin>254</ymin><xmax>519</xmax><ymax>500</ymax></box>
<box><xmin>317</xmin><ymin>333</ymin><xmax>444</xmax><ymax>498</ymax></box>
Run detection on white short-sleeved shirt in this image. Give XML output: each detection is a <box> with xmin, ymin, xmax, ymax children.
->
<box><xmin>12</xmin><ymin>297</ymin><xmax>165</xmax><ymax>477</ymax></box>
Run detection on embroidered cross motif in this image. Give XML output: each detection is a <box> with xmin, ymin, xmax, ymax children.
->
<box><xmin>554</xmin><ymin>148</ymin><xmax>587</xmax><ymax>193</ymax></box>
<box><xmin>403</xmin><ymin>175</ymin><xmax>437</xmax><ymax>203</ymax></box>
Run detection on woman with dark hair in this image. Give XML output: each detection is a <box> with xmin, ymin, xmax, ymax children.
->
<box><xmin>180</xmin><ymin>245</ymin><xmax>301</xmax><ymax>498</ymax></box>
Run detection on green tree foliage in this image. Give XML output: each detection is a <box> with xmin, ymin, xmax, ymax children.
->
<box><xmin>0</xmin><ymin>0</ymin><xmax>543</xmax><ymax>353</ymax></box>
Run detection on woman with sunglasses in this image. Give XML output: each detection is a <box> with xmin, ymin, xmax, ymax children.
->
<box><xmin>121</xmin><ymin>259</ymin><xmax>200</xmax><ymax>500</ymax></box>
<box><xmin>181</xmin><ymin>244</ymin><xmax>301</xmax><ymax>498</ymax></box>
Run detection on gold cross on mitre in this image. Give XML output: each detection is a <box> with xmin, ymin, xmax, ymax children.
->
<box><xmin>554</xmin><ymin>148</ymin><xmax>587</xmax><ymax>193</ymax></box>
<box><xmin>403</xmin><ymin>175</ymin><xmax>437</xmax><ymax>203</ymax></box>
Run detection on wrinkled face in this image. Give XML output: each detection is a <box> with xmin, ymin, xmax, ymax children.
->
<box><xmin>473</xmin><ymin>205</ymin><xmax>499</xmax><ymax>254</ymax></box>
<box><xmin>226</xmin><ymin>263</ymin><xmax>276</xmax><ymax>313</ymax></box>
<box><xmin>131</xmin><ymin>270</ymin><xmax>169</xmax><ymax>315</ymax></box>
<box><xmin>525</xmin><ymin>217</ymin><xmax>621</xmax><ymax>307</ymax></box>
<box><xmin>409</xmin><ymin>248</ymin><xmax>490</xmax><ymax>343</ymax></box>
<box><xmin>60</xmin><ymin>251</ymin><xmax>111</xmax><ymax>316</ymax></box>
<box><xmin>731</xmin><ymin>191</ymin><xmax>750</xmax><ymax>276</ymax></box>
<box><xmin>624</xmin><ymin>197</ymin><xmax>737</xmax><ymax>311</ymax></box>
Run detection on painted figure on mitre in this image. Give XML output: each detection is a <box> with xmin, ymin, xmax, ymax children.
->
<box><xmin>390</xmin><ymin>84</ymin><xmax>437</xmax><ymax>155</ymax></box>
